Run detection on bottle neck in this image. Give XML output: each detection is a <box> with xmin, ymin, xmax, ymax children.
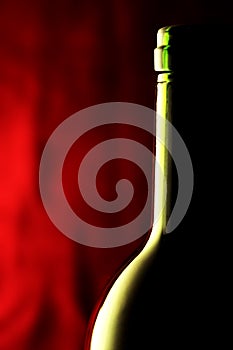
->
<box><xmin>140</xmin><ymin>71</ymin><xmax>173</xmax><ymax>256</ymax></box>
<box><xmin>157</xmin><ymin>72</ymin><xmax>173</xmax><ymax>83</ymax></box>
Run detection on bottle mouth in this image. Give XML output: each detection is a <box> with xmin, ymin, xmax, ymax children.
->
<box><xmin>154</xmin><ymin>26</ymin><xmax>173</xmax><ymax>73</ymax></box>
<box><xmin>154</xmin><ymin>23</ymin><xmax>233</xmax><ymax>73</ymax></box>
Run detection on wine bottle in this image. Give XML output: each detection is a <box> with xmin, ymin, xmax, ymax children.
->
<box><xmin>85</xmin><ymin>23</ymin><xmax>233</xmax><ymax>349</ymax></box>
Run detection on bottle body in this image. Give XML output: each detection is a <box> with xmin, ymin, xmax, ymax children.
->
<box><xmin>86</xmin><ymin>24</ymin><xmax>233</xmax><ymax>349</ymax></box>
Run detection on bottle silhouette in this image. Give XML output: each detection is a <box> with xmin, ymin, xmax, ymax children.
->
<box><xmin>85</xmin><ymin>23</ymin><xmax>233</xmax><ymax>349</ymax></box>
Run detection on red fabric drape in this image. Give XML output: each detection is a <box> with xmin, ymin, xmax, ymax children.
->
<box><xmin>0</xmin><ymin>2</ymin><xmax>156</xmax><ymax>349</ymax></box>
<box><xmin>1</xmin><ymin>1</ymin><xmax>230</xmax><ymax>349</ymax></box>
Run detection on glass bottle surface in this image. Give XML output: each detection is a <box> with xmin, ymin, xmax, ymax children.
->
<box><xmin>86</xmin><ymin>23</ymin><xmax>233</xmax><ymax>349</ymax></box>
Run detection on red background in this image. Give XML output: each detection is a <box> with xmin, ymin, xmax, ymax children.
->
<box><xmin>0</xmin><ymin>1</ymin><xmax>231</xmax><ymax>349</ymax></box>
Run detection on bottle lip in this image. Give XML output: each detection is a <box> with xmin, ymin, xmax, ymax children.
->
<box><xmin>154</xmin><ymin>23</ymin><xmax>233</xmax><ymax>73</ymax></box>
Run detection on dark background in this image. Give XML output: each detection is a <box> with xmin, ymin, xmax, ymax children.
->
<box><xmin>0</xmin><ymin>1</ymin><xmax>232</xmax><ymax>349</ymax></box>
